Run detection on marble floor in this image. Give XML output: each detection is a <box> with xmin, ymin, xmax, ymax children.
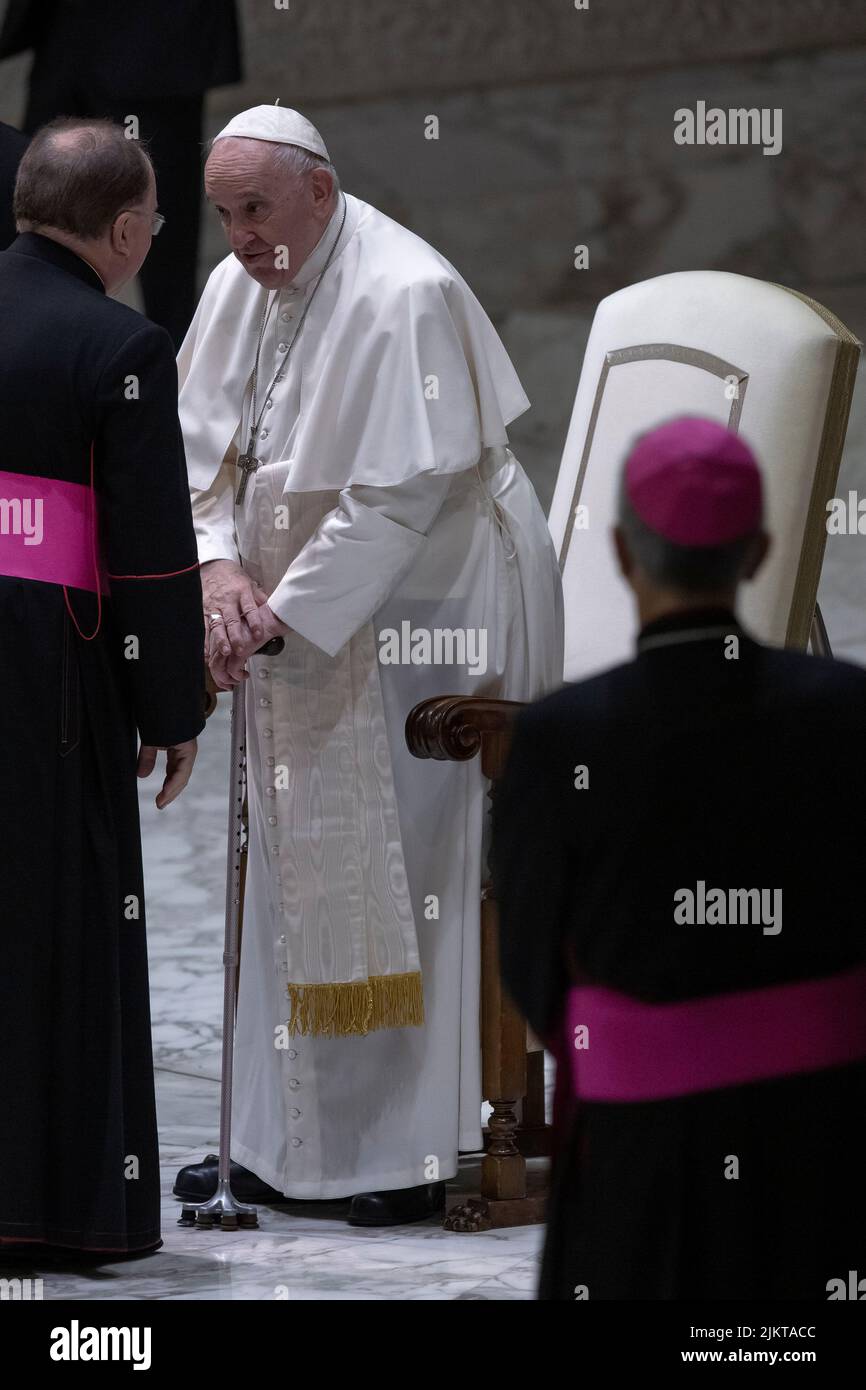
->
<box><xmin>1</xmin><ymin>1067</ymin><xmax>543</xmax><ymax>1302</ymax></box>
<box><xmin>0</xmin><ymin>1087</ymin><xmax>543</xmax><ymax>1300</ymax></box>
<box><xmin>0</xmin><ymin>702</ymin><xmax>544</xmax><ymax>1302</ymax></box>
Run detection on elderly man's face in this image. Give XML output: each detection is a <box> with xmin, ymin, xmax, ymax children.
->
<box><xmin>205</xmin><ymin>137</ymin><xmax>329</xmax><ymax>289</ymax></box>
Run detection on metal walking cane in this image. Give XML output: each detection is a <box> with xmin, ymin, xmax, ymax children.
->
<box><xmin>179</xmin><ymin>635</ymin><xmax>285</xmax><ymax>1232</ymax></box>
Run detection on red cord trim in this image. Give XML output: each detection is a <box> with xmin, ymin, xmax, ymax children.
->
<box><xmin>62</xmin><ymin>442</ymin><xmax>102</xmax><ymax>641</ymax></box>
<box><xmin>107</xmin><ymin>560</ymin><xmax>201</xmax><ymax>580</ymax></box>
<box><xmin>61</xmin><ymin>449</ymin><xmax>199</xmax><ymax>640</ymax></box>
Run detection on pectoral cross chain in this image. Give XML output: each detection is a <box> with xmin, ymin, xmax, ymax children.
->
<box><xmin>235</xmin><ymin>451</ymin><xmax>260</xmax><ymax>505</ymax></box>
<box><xmin>234</xmin><ymin>196</ymin><xmax>349</xmax><ymax>510</ymax></box>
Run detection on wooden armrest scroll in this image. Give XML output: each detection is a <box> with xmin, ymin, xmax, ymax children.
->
<box><xmin>405</xmin><ymin>695</ymin><xmax>525</xmax><ymax>780</ymax></box>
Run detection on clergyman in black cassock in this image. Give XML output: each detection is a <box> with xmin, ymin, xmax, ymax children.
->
<box><xmin>0</xmin><ymin>125</ymin><xmax>205</xmax><ymax>1253</ymax></box>
<box><xmin>492</xmin><ymin>417</ymin><xmax>866</xmax><ymax>1300</ymax></box>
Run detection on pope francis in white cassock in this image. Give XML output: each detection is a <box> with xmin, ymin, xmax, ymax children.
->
<box><xmin>173</xmin><ymin>104</ymin><xmax>563</xmax><ymax>1225</ymax></box>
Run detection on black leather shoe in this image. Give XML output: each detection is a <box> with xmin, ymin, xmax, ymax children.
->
<box><xmin>173</xmin><ymin>1154</ymin><xmax>353</xmax><ymax>1208</ymax></box>
<box><xmin>347</xmin><ymin>1181</ymin><xmax>446</xmax><ymax>1227</ymax></box>
<box><xmin>173</xmin><ymin>1154</ymin><xmax>286</xmax><ymax>1204</ymax></box>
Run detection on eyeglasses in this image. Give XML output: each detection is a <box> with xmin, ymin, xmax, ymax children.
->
<box><xmin>123</xmin><ymin>209</ymin><xmax>166</xmax><ymax>236</ymax></box>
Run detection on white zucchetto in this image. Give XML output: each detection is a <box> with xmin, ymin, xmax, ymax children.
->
<box><xmin>213</xmin><ymin>104</ymin><xmax>331</xmax><ymax>161</ymax></box>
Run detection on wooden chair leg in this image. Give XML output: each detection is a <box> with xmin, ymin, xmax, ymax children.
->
<box><xmin>445</xmin><ymin>894</ymin><xmax>547</xmax><ymax>1231</ymax></box>
<box><xmin>403</xmin><ymin>695</ymin><xmax>552</xmax><ymax>1231</ymax></box>
<box><xmin>479</xmin><ymin>892</ymin><xmax>527</xmax><ymax>1202</ymax></box>
<box><xmin>512</xmin><ymin>1050</ymin><xmax>553</xmax><ymax>1158</ymax></box>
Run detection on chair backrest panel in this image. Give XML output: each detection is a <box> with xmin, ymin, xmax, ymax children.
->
<box><xmin>548</xmin><ymin>271</ymin><xmax>860</xmax><ymax>682</ymax></box>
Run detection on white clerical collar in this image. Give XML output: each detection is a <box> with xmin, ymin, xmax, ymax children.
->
<box><xmin>289</xmin><ymin>194</ymin><xmax>346</xmax><ymax>290</ymax></box>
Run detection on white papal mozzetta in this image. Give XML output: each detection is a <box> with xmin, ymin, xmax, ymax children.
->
<box><xmin>178</xmin><ymin>106</ymin><xmax>563</xmax><ymax>1203</ymax></box>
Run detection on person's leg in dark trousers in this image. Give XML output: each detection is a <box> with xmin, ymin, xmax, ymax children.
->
<box><xmin>24</xmin><ymin>66</ymin><xmax>205</xmax><ymax>348</ymax></box>
<box><xmin>22</xmin><ymin>54</ymin><xmax>79</xmax><ymax>131</ymax></box>
<box><xmin>112</xmin><ymin>97</ymin><xmax>205</xmax><ymax>348</ymax></box>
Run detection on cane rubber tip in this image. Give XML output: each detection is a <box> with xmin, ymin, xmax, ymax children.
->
<box><xmin>221</xmin><ymin>1214</ymin><xmax>239</xmax><ymax>1230</ymax></box>
<box><xmin>239</xmin><ymin>1213</ymin><xmax>259</xmax><ymax>1228</ymax></box>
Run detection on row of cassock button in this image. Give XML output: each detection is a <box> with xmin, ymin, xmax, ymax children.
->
<box><xmin>259</xmin><ymin>660</ymin><xmax>303</xmax><ymax>1146</ymax></box>
<box><xmin>258</xmin><ymin>298</ymin><xmax>296</xmax><ymax>438</ymax></box>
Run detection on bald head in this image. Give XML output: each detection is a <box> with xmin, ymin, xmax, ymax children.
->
<box><xmin>13</xmin><ymin>117</ymin><xmax>158</xmax><ymax>294</ymax></box>
<box><xmin>14</xmin><ymin>117</ymin><xmax>153</xmax><ymax>241</ymax></box>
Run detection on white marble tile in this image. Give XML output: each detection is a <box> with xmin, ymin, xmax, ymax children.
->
<box><xmin>455</xmin><ymin>1260</ymin><xmax>543</xmax><ymax>1300</ymax></box>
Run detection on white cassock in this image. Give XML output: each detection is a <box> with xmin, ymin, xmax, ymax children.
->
<box><xmin>178</xmin><ymin>190</ymin><xmax>563</xmax><ymax>1197</ymax></box>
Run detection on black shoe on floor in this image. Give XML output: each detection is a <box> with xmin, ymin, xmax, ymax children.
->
<box><xmin>347</xmin><ymin>1181</ymin><xmax>446</xmax><ymax>1227</ymax></box>
<box><xmin>173</xmin><ymin>1155</ymin><xmax>352</xmax><ymax>1209</ymax></box>
<box><xmin>173</xmin><ymin>1154</ymin><xmax>286</xmax><ymax>1204</ymax></box>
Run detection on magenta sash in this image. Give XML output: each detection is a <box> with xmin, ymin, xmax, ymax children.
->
<box><xmin>0</xmin><ymin>468</ymin><xmax>107</xmax><ymax>593</ymax></box>
<box><xmin>566</xmin><ymin>963</ymin><xmax>866</xmax><ymax>1102</ymax></box>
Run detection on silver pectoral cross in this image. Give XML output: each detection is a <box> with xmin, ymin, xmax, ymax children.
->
<box><xmin>235</xmin><ymin>451</ymin><xmax>260</xmax><ymax>505</ymax></box>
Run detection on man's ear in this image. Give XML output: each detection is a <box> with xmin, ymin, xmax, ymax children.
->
<box><xmin>309</xmin><ymin>167</ymin><xmax>335</xmax><ymax>214</ymax></box>
<box><xmin>109</xmin><ymin>211</ymin><xmax>132</xmax><ymax>256</ymax></box>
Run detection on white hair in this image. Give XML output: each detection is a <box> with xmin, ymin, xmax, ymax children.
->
<box><xmin>205</xmin><ymin>136</ymin><xmax>340</xmax><ymax>198</ymax></box>
<box><xmin>270</xmin><ymin>142</ymin><xmax>340</xmax><ymax>196</ymax></box>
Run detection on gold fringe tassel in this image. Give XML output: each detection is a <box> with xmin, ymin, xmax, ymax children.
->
<box><xmin>286</xmin><ymin>971</ymin><xmax>425</xmax><ymax>1037</ymax></box>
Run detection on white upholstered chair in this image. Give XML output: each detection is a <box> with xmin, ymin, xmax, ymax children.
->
<box><xmin>549</xmin><ymin>270</ymin><xmax>861</xmax><ymax>676</ymax></box>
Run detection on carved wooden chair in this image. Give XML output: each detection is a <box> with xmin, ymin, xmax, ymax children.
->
<box><xmin>405</xmin><ymin>270</ymin><xmax>860</xmax><ymax>1231</ymax></box>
